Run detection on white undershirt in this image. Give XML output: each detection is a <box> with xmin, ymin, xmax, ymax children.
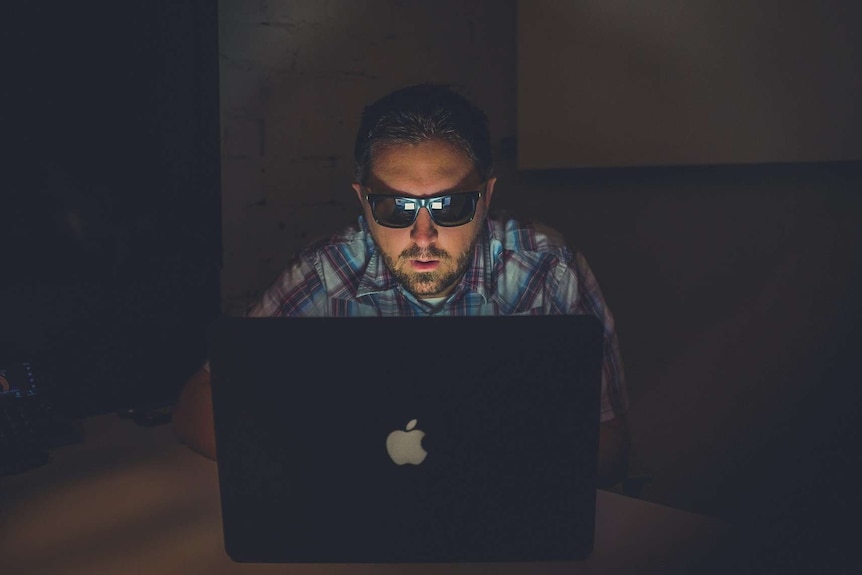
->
<box><xmin>420</xmin><ymin>296</ymin><xmax>448</xmax><ymax>312</ymax></box>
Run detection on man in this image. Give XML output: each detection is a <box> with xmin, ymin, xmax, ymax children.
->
<box><xmin>173</xmin><ymin>83</ymin><xmax>631</xmax><ymax>487</ymax></box>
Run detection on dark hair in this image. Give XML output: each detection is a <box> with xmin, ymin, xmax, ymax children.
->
<box><xmin>353</xmin><ymin>83</ymin><xmax>493</xmax><ymax>185</ymax></box>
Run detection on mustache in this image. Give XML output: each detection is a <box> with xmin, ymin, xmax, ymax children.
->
<box><xmin>400</xmin><ymin>245</ymin><xmax>450</xmax><ymax>261</ymax></box>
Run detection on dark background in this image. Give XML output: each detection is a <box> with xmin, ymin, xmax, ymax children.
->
<box><xmin>2</xmin><ymin>1</ymin><xmax>860</xmax><ymax>571</ymax></box>
<box><xmin>3</xmin><ymin>1</ymin><xmax>221</xmax><ymax>416</ymax></box>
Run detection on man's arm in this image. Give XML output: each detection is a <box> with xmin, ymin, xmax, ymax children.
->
<box><xmin>597</xmin><ymin>414</ymin><xmax>631</xmax><ymax>488</ymax></box>
<box><xmin>172</xmin><ymin>366</ymin><xmax>217</xmax><ymax>460</ymax></box>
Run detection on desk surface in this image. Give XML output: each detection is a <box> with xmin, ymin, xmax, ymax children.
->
<box><xmin>1</xmin><ymin>415</ymin><xmax>732</xmax><ymax>575</ymax></box>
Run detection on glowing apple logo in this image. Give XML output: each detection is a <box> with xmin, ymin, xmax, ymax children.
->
<box><xmin>386</xmin><ymin>419</ymin><xmax>427</xmax><ymax>465</ymax></box>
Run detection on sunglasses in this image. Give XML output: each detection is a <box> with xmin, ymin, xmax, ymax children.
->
<box><xmin>365</xmin><ymin>189</ymin><xmax>485</xmax><ymax>228</ymax></box>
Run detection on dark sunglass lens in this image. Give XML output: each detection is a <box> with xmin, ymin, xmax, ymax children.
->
<box><xmin>431</xmin><ymin>194</ymin><xmax>476</xmax><ymax>226</ymax></box>
<box><xmin>372</xmin><ymin>197</ymin><xmax>416</xmax><ymax>227</ymax></box>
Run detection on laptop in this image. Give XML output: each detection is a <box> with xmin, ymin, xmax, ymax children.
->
<box><xmin>207</xmin><ymin>314</ymin><xmax>604</xmax><ymax>564</ymax></box>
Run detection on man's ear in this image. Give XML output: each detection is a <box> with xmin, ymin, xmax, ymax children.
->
<box><xmin>352</xmin><ymin>183</ymin><xmax>364</xmax><ymax>205</ymax></box>
<box><xmin>484</xmin><ymin>177</ymin><xmax>497</xmax><ymax>208</ymax></box>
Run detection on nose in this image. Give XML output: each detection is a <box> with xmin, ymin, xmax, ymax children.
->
<box><xmin>410</xmin><ymin>207</ymin><xmax>438</xmax><ymax>248</ymax></box>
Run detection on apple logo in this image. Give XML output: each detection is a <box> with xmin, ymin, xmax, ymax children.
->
<box><xmin>386</xmin><ymin>419</ymin><xmax>428</xmax><ymax>465</ymax></box>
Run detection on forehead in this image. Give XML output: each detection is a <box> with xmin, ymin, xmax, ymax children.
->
<box><xmin>368</xmin><ymin>140</ymin><xmax>478</xmax><ymax>195</ymax></box>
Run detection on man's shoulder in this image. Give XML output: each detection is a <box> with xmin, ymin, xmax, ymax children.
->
<box><xmin>486</xmin><ymin>211</ymin><xmax>570</xmax><ymax>256</ymax></box>
<box><xmin>251</xmin><ymin>219</ymin><xmax>371</xmax><ymax>316</ymax></box>
<box><xmin>299</xmin><ymin>219</ymin><xmax>369</xmax><ymax>263</ymax></box>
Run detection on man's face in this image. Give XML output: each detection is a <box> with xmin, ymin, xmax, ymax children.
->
<box><xmin>353</xmin><ymin>140</ymin><xmax>496</xmax><ymax>299</ymax></box>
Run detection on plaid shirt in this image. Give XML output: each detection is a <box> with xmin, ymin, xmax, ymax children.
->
<box><xmin>247</xmin><ymin>212</ymin><xmax>628</xmax><ymax>421</ymax></box>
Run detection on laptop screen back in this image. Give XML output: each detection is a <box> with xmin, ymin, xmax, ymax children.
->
<box><xmin>208</xmin><ymin>315</ymin><xmax>603</xmax><ymax>563</ymax></box>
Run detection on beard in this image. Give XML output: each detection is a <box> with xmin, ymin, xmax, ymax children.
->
<box><xmin>376</xmin><ymin>236</ymin><xmax>479</xmax><ymax>299</ymax></box>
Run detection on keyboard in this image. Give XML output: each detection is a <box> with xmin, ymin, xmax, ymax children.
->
<box><xmin>0</xmin><ymin>360</ymin><xmax>82</xmax><ymax>476</ymax></box>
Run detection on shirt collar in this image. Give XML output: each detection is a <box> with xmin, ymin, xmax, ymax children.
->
<box><xmin>355</xmin><ymin>216</ymin><xmax>400</xmax><ymax>297</ymax></box>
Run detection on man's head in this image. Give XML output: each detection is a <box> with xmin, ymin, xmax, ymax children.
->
<box><xmin>352</xmin><ymin>84</ymin><xmax>496</xmax><ymax>299</ymax></box>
